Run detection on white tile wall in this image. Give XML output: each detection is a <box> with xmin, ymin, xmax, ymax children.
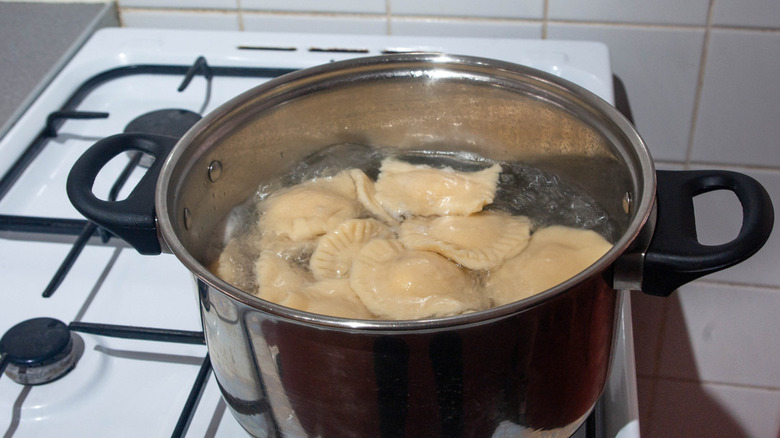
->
<box><xmin>120</xmin><ymin>9</ymin><xmax>240</xmax><ymax>30</ymax></box>
<box><xmin>241</xmin><ymin>0</ymin><xmax>385</xmax><ymax>14</ymax></box>
<box><xmin>548</xmin><ymin>0</ymin><xmax>710</xmax><ymax>26</ymax></box>
<box><xmin>113</xmin><ymin>1</ymin><xmax>780</xmax><ymax>436</ymax></box>
<box><xmin>118</xmin><ymin>0</ymin><xmax>237</xmax><ymax>9</ymax></box>
<box><xmin>546</xmin><ymin>23</ymin><xmax>705</xmax><ymax>162</ymax></box>
<box><xmin>692</xmin><ymin>29</ymin><xmax>780</xmax><ymax>167</ymax></box>
<box><xmin>712</xmin><ymin>0</ymin><xmax>780</xmax><ymax>28</ymax></box>
<box><xmin>390</xmin><ymin>17</ymin><xmax>542</xmax><ymax>39</ymax></box>
<box><xmin>242</xmin><ymin>12</ymin><xmax>387</xmax><ymax>35</ymax></box>
<box><xmin>391</xmin><ymin>0</ymin><xmax>544</xmax><ymax>19</ymax></box>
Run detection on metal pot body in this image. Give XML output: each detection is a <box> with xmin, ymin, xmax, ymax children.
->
<box><xmin>198</xmin><ymin>274</ymin><xmax>617</xmax><ymax>438</ymax></box>
<box><xmin>66</xmin><ymin>53</ymin><xmax>773</xmax><ymax>437</ymax></box>
<box><xmin>171</xmin><ymin>55</ymin><xmax>644</xmax><ymax>437</ymax></box>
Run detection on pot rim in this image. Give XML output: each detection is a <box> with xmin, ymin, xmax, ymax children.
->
<box><xmin>156</xmin><ymin>52</ymin><xmax>656</xmax><ymax>330</ymax></box>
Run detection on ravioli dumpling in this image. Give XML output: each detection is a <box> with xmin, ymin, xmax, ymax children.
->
<box><xmin>254</xmin><ymin>249</ymin><xmax>311</xmax><ymax>303</ymax></box>
<box><xmin>255</xmin><ymin>249</ymin><xmax>375</xmax><ymax>318</ymax></box>
<box><xmin>209</xmin><ymin>236</ymin><xmax>256</xmax><ymax>292</ymax></box>
<box><xmin>399</xmin><ymin>212</ymin><xmax>532</xmax><ymax>270</ymax></box>
<box><xmin>259</xmin><ymin>171</ymin><xmax>359</xmax><ymax>242</ymax></box>
<box><xmin>349</xmin><ymin>169</ymin><xmax>399</xmax><ymax>225</ymax></box>
<box><xmin>486</xmin><ymin>226</ymin><xmax>612</xmax><ymax>306</ymax></box>
<box><xmin>373</xmin><ymin>159</ymin><xmax>502</xmax><ymax>218</ymax></box>
<box><xmin>301</xmin><ymin>279</ymin><xmax>375</xmax><ymax>319</ymax></box>
<box><xmin>350</xmin><ymin>239</ymin><xmax>487</xmax><ymax>319</ymax></box>
<box><xmin>310</xmin><ymin>218</ymin><xmax>394</xmax><ymax>280</ymax></box>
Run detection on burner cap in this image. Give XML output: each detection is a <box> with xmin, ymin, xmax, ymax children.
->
<box><xmin>124</xmin><ymin>109</ymin><xmax>202</xmax><ymax>139</ymax></box>
<box><xmin>0</xmin><ymin>318</ymin><xmax>78</xmax><ymax>385</ymax></box>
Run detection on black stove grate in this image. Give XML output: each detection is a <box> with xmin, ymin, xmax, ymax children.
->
<box><xmin>0</xmin><ymin>56</ymin><xmax>291</xmax><ymax>437</ymax></box>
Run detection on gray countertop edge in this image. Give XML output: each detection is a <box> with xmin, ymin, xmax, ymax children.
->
<box><xmin>0</xmin><ymin>2</ymin><xmax>119</xmax><ymax>139</ymax></box>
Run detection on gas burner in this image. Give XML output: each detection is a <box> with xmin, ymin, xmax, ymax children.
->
<box><xmin>0</xmin><ymin>318</ymin><xmax>80</xmax><ymax>385</ymax></box>
<box><xmin>124</xmin><ymin>109</ymin><xmax>202</xmax><ymax>167</ymax></box>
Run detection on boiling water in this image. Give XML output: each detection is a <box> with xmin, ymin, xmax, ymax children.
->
<box><xmin>236</xmin><ymin>143</ymin><xmax>615</xmax><ymax>237</ymax></box>
<box><xmin>216</xmin><ymin>143</ymin><xmax>617</xmax><ymax>296</ymax></box>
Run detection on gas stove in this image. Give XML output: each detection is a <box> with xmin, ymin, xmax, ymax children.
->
<box><xmin>0</xmin><ymin>28</ymin><xmax>639</xmax><ymax>437</ymax></box>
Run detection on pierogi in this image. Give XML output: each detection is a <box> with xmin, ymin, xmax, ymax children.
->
<box><xmin>399</xmin><ymin>212</ymin><xmax>531</xmax><ymax>270</ymax></box>
<box><xmin>373</xmin><ymin>158</ymin><xmax>502</xmax><ymax>219</ymax></box>
<box><xmin>258</xmin><ymin>171</ymin><xmax>359</xmax><ymax>242</ymax></box>
<box><xmin>486</xmin><ymin>226</ymin><xmax>613</xmax><ymax>306</ymax></box>
<box><xmin>310</xmin><ymin>218</ymin><xmax>394</xmax><ymax>280</ymax></box>
<box><xmin>349</xmin><ymin>239</ymin><xmax>486</xmax><ymax>319</ymax></box>
<box><xmin>211</xmin><ymin>153</ymin><xmax>613</xmax><ymax>320</ymax></box>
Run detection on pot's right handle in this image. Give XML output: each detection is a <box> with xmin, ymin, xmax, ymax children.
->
<box><xmin>641</xmin><ymin>170</ymin><xmax>774</xmax><ymax>296</ymax></box>
<box><xmin>67</xmin><ymin>133</ymin><xmax>178</xmax><ymax>255</ymax></box>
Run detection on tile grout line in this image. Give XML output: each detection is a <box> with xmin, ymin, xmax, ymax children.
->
<box><xmin>691</xmin><ymin>277</ymin><xmax>780</xmax><ymax>291</ymax></box>
<box><xmin>114</xmin><ymin>7</ymin><xmax>780</xmax><ymax>34</ymax></box>
<box><xmin>235</xmin><ymin>0</ymin><xmax>245</xmax><ymax>31</ymax></box>
<box><xmin>541</xmin><ymin>0</ymin><xmax>549</xmax><ymax>39</ymax></box>
<box><xmin>117</xmin><ymin>6</ymin><xmax>126</xmax><ymax>27</ymax></box>
<box><xmin>636</xmin><ymin>374</ymin><xmax>780</xmax><ymax>392</ymax></box>
<box><xmin>386</xmin><ymin>0</ymin><xmax>392</xmax><ymax>35</ymax></box>
<box><xmin>684</xmin><ymin>0</ymin><xmax>716</xmax><ymax>168</ymax></box>
<box><xmin>656</xmin><ymin>159</ymin><xmax>780</xmax><ymax>173</ymax></box>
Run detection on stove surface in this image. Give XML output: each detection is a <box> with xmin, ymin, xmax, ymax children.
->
<box><xmin>0</xmin><ymin>28</ymin><xmax>637</xmax><ymax>437</ymax></box>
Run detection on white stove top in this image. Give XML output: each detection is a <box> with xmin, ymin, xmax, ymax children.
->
<box><xmin>0</xmin><ymin>28</ymin><xmax>637</xmax><ymax>437</ymax></box>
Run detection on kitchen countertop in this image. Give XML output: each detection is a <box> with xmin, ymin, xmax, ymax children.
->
<box><xmin>0</xmin><ymin>1</ymin><xmax>117</xmax><ymax>138</ymax></box>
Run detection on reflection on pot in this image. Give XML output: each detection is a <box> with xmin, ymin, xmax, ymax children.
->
<box><xmin>200</xmin><ymin>272</ymin><xmax>615</xmax><ymax>438</ymax></box>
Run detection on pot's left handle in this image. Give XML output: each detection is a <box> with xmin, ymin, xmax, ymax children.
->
<box><xmin>67</xmin><ymin>133</ymin><xmax>178</xmax><ymax>255</ymax></box>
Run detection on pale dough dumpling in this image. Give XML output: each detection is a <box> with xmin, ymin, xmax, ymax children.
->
<box><xmin>373</xmin><ymin>158</ymin><xmax>502</xmax><ymax>218</ymax></box>
<box><xmin>254</xmin><ymin>249</ymin><xmax>311</xmax><ymax>303</ymax></box>
<box><xmin>309</xmin><ymin>218</ymin><xmax>394</xmax><ymax>280</ymax></box>
<box><xmin>350</xmin><ymin>239</ymin><xmax>487</xmax><ymax>319</ymax></box>
<box><xmin>301</xmin><ymin>279</ymin><xmax>375</xmax><ymax>319</ymax></box>
<box><xmin>209</xmin><ymin>236</ymin><xmax>255</xmax><ymax>292</ymax></box>
<box><xmin>486</xmin><ymin>226</ymin><xmax>612</xmax><ymax>306</ymax></box>
<box><xmin>259</xmin><ymin>171</ymin><xmax>359</xmax><ymax>242</ymax></box>
<box><xmin>255</xmin><ymin>249</ymin><xmax>374</xmax><ymax>318</ymax></box>
<box><xmin>348</xmin><ymin>169</ymin><xmax>399</xmax><ymax>225</ymax></box>
<box><xmin>399</xmin><ymin>212</ymin><xmax>532</xmax><ymax>270</ymax></box>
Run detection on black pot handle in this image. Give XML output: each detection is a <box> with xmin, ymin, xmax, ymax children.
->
<box><xmin>642</xmin><ymin>170</ymin><xmax>774</xmax><ymax>296</ymax></box>
<box><xmin>66</xmin><ymin>133</ymin><xmax>178</xmax><ymax>255</ymax></box>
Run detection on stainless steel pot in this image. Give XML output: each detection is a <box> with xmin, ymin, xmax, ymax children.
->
<box><xmin>67</xmin><ymin>54</ymin><xmax>773</xmax><ymax>437</ymax></box>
